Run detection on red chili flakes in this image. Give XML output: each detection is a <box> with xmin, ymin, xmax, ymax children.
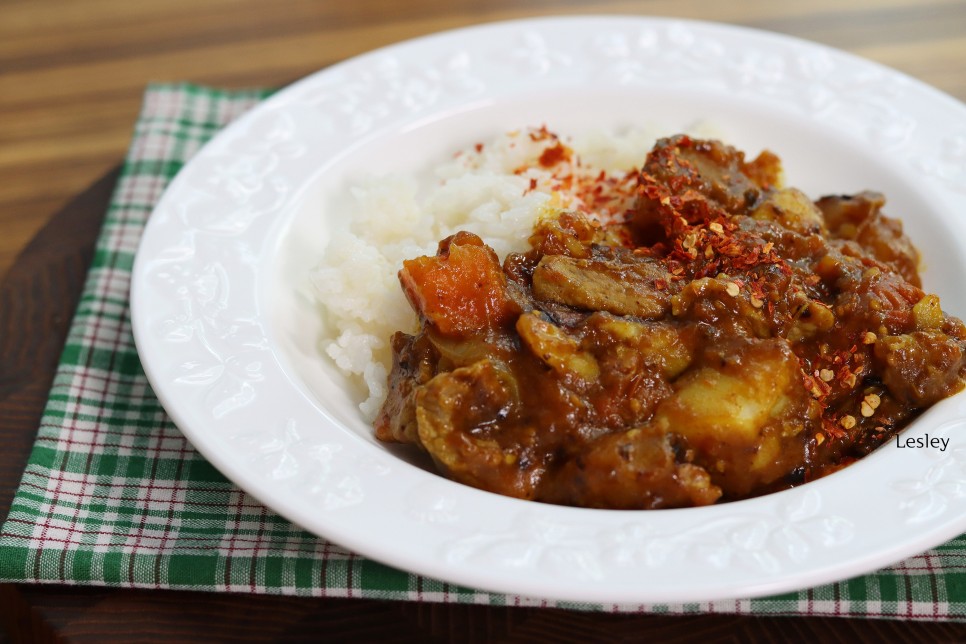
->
<box><xmin>815</xmin><ymin>416</ymin><xmax>847</xmax><ymax>440</ymax></box>
<box><xmin>508</xmin><ymin>126</ymin><xmax>647</xmax><ymax>228</ymax></box>
<box><xmin>528</xmin><ymin>125</ymin><xmax>554</xmax><ymax>142</ymax></box>
<box><xmin>797</xmin><ymin>339</ymin><xmax>874</xmax><ymax>442</ymax></box>
<box><xmin>748</xmin><ymin>279</ymin><xmax>768</xmax><ymax>308</ymax></box>
<box><xmin>538</xmin><ymin>142</ymin><xmax>571</xmax><ymax>168</ymax></box>
<box><xmin>551</xmin><ymin>174</ymin><xmax>574</xmax><ymax>192</ymax></box>
<box><xmin>802</xmin><ymin>371</ymin><xmax>832</xmax><ymax>400</ymax></box>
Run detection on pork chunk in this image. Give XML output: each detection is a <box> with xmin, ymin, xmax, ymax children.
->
<box><xmin>532</xmin><ymin>254</ymin><xmax>670</xmax><ymax>318</ymax></box>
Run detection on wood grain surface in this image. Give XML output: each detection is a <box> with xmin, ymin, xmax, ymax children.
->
<box><xmin>2</xmin><ymin>0</ymin><xmax>965</xmax><ymax>280</ymax></box>
<box><xmin>2</xmin><ymin>0</ymin><xmax>966</xmax><ymax>641</ymax></box>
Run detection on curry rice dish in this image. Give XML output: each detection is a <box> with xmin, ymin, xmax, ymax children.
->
<box><xmin>372</xmin><ymin>133</ymin><xmax>966</xmax><ymax>509</ymax></box>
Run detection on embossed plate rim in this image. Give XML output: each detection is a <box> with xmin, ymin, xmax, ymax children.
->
<box><xmin>131</xmin><ymin>15</ymin><xmax>966</xmax><ymax>603</ymax></box>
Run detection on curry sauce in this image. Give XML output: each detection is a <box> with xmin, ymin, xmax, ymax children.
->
<box><xmin>374</xmin><ymin>135</ymin><xmax>966</xmax><ymax>509</ymax></box>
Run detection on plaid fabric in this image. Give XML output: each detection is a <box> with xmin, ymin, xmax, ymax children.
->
<box><xmin>3</xmin><ymin>83</ymin><xmax>966</xmax><ymax>619</ymax></box>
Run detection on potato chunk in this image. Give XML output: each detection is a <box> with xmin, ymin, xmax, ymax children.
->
<box><xmin>653</xmin><ymin>338</ymin><xmax>814</xmax><ymax>497</ymax></box>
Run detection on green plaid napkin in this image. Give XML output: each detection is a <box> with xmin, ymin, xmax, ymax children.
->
<box><xmin>3</xmin><ymin>83</ymin><xmax>966</xmax><ymax>619</ymax></box>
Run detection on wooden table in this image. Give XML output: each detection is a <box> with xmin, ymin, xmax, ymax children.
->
<box><xmin>2</xmin><ymin>0</ymin><xmax>965</xmax><ymax>640</ymax></box>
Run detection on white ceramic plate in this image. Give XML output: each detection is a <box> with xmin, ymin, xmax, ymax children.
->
<box><xmin>131</xmin><ymin>16</ymin><xmax>966</xmax><ymax>604</ymax></box>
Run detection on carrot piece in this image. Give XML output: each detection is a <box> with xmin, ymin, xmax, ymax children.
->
<box><xmin>399</xmin><ymin>232</ymin><xmax>519</xmax><ymax>336</ymax></box>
